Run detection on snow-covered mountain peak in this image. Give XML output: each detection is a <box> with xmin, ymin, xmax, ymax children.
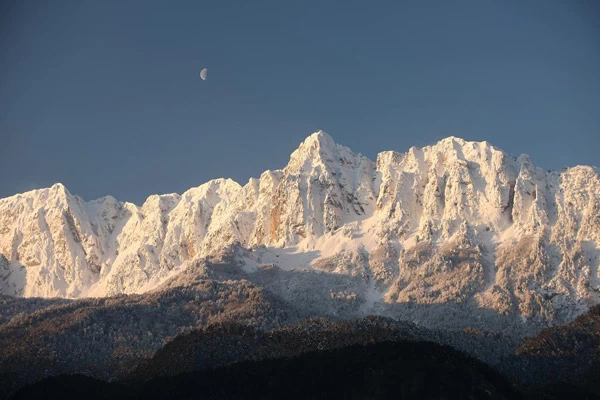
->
<box><xmin>302</xmin><ymin>129</ymin><xmax>335</xmax><ymax>148</ymax></box>
<box><xmin>179</xmin><ymin>178</ymin><xmax>242</xmax><ymax>201</ymax></box>
<box><xmin>50</xmin><ymin>182</ymin><xmax>68</xmax><ymax>193</ymax></box>
<box><xmin>0</xmin><ymin>182</ymin><xmax>76</xmax><ymax>214</ymax></box>
<box><xmin>287</xmin><ymin>130</ymin><xmax>336</xmax><ymax>170</ymax></box>
<box><xmin>435</xmin><ymin>135</ymin><xmax>468</xmax><ymax>145</ymax></box>
<box><xmin>426</xmin><ymin>136</ymin><xmax>505</xmax><ymax>162</ymax></box>
<box><xmin>285</xmin><ymin>130</ymin><xmax>367</xmax><ymax>174</ymax></box>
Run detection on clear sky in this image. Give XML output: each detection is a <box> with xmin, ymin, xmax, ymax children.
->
<box><xmin>1</xmin><ymin>0</ymin><xmax>599</xmax><ymax>204</ymax></box>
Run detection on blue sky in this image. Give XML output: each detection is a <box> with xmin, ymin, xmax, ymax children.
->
<box><xmin>1</xmin><ymin>0</ymin><xmax>598</xmax><ymax>204</ymax></box>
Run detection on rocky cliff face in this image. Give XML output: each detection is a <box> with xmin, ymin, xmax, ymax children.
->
<box><xmin>1</xmin><ymin>131</ymin><xmax>599</xmax><ymax>328</ymax></box>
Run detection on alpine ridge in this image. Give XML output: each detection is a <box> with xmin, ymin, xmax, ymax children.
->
<box><xmin>1</xmin><ymin>131</ymin><xmax>599</xmax><ymax>330</ymax></box>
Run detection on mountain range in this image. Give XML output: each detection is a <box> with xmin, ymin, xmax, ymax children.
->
<box><xmin>2</xmin><ymin>131</ymin><xmax>600</xmax><ymax>398</ymax></box>
<box><xmin>2</xmin><ymin>131</ymin><xmax>599</xmax><ymax>332</ymax></box>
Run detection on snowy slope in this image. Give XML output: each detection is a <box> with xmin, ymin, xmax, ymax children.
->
<box><xmin>1</xmin><ymin>131</ymin><xmax>599</xmax><ymax>327</ymax></box>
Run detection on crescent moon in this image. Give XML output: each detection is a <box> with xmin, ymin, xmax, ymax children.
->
<box><xmin>200</xmin><ymin>68</ymin><xmax>208</xmax><ymax>80</ymax></box>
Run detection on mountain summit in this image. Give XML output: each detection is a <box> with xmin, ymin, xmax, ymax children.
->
<box><xmin>1</xmin><ymin>131</ymin><xmax>599</xmax><ymax>331</ymax></box>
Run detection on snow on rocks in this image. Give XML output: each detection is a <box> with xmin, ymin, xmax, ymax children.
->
<box><xmin>1</xmin><ymin>131</ymin><xmax>599</xmax><ymax>329</ymax></box>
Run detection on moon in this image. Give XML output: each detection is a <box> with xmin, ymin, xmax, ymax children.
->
<box><xmin>200</xmin><ymin>68</ymin><xmax>208</xmax><ymax>81</ymax></box>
